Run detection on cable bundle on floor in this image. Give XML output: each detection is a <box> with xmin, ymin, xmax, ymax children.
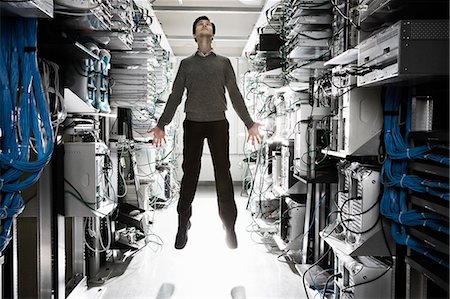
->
<box><xmin>0</xmin><ymin>17</ymin><xmax>54</xmax><ymax>251</ymax></box>
<box><xmin>380</xmin><ymin>86</ymin><xmax>449</xmax><ymax>268</ymax></box>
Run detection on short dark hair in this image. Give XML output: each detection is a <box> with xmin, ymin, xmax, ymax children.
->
<box><xmin>192</xmin><ymin>16</ymin><xmax>216</xmax><ymax>35</ymax></box>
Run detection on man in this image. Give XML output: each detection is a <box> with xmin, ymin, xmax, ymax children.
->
<box><xmin>151</xmin><ymin>16</ymin><xmax>261</xmax><ymax>250</ymax></box>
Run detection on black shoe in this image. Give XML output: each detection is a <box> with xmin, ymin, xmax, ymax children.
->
<box><xmin>174</xmin><ymin>220</ymin><xmax>191</xmax><ymax>249</ymax></box>
<box><xmin>225</xmin><ymin>229</ymin><xmax>238</xmax><ymax>249</ymax></box>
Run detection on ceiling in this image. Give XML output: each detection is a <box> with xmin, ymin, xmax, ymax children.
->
<box><xmin>152</xmin><ymin>0</ymin><xmax>266</xmax><ymax>57</ymax></box>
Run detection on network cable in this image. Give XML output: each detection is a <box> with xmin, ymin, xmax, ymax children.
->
<box><xmin>380</xmin><ymin>86</ymin><xmax>449</xmax><ymax>267</ymax></box>
<box><xmin>0</xmin><ymin>18</ymin><xmax>54</xmax><ymax>251</ymax></box>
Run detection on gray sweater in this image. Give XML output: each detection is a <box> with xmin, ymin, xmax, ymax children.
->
<box><xmin>156</xmin><ymin>52</ymin><xmax>254</xmax><ymax>129</ymax></box>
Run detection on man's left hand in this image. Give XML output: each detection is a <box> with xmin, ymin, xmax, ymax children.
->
<box><xmin>247</xmin><ymin>122</ymin><xmax>262</xmax><ymax>145</ymax></box>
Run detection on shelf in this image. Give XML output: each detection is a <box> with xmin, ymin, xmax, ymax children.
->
<box><xmin>59</xmin><ymin>10</ymin><xmax>110</xmax><ymax>31</ymax></box>
<box><xmin>286</xmin><ymin>28</ymin><xmax>332</xmax><ymax>42</ymax></box>
<box><xmin>324</xmin><ymin>48</ymin><xmax>358</xmax><ymax>66</ymax></box>
<box><xmin>287</xmin><ymin>181</ymin><xmax>308</xmax><ymax>197</ymax></box>
<box><xmin>410</xmin><ymin>192</ymin><xmax>449</xmax><ymax>218</ymax></box>
<box><xmin>83</xmin><ymin>31</ymin><xmax>133</xmax><ymax>51</ymax></box>
<box><xmin>272</xmin><ymin>234</ymin><xmax>288</xmax><ymax>251</ymax></box>
<box><xmin>64</xmin><ymin>88</ymin><xmax>96</xmax><ymax>114</ymax></box>
<box><xmin>405</xmin><ymin>254</ymin><xmax>449</xmax><ymax>291</ymax></box>
<box><xmin>272</xmin><ymin>185</ymin><xmax>287</xmax><ymax>197</ymax></box>
<box><xmin>320</xmin><ymin>228</ymin><xmax>392</xmax><ymax>256</ymax></box>
<box><xmin>321</xmin><ymin>148</ymin><xmax>382</xmax><ymax>158</ymax></box>
<box><xmin>289</xmin><ymin>60</ymin><xmax>326</xmax><ymax>70</ymax></box>
<box><xmin>293</xmin><ymin>171</ymin><xmax>338</xmax><ymax>184</ymax></box>
<box><xmin>409</xmin><ymin>160</ymin><xmax>449</xmax><ymax>178</ymax></box>
<box><xmin>359</xmin><ymin>0</ymin><xmax>449</xmax><ymax>25</ymax></box>
<box><xmin>409</xmin><ymin>130</ymin><xmax>449</xmax><ymax>145</ymax></box>
<box><xmin>0</xmin><ymin>0</ymin><xmax>53</xmax><ymax>18</ymax></box>
<box><xmin>253</xmin><ymin>218</ymin><xmax>278</xmax><ymax>234</ymax></box>
<box><xmin>64</xmin><ymin>88</ymin><xmax>116</xmax><ymax>118</ymax></box>
<box><xmin>321</xmin><ymin>149</ymin><xmax>347</xmax><ymax>158</ymax></box>
<box><xmin>39</xmin><ymin>41</ymin><xmax>100</xmax><ymax>61</ymax></box>
<box><xmin>408</xmin><ymin>227</ymin><xmax>449</xmax><ymax>255</ymax></box>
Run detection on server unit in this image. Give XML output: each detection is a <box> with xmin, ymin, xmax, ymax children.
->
<box><xmin>334</xmin><ymin>249</ymin><xmax>393</xmax><ymax>299</ymax></box>
<box><xmin>294</xmin><ymin>100</ymin><xmax>331</xmax><ymax>178</ymax></box>
<box><xmin>0</xmin><ymin>0</ymin><xmax>53</xmax><ymax>18</ymax></box>
<box><xmin>280</xmin><ymin>197</ymin><xmax>306</xmax><ymax>251</ymax></box>
<box><xmin>64</xmin><ymin>142</ymin><xmax>117</xmax><ymax>217</ymax></box>
<box><xmin>281</xmin><ymin>139</ymin><xmax>296</xmax><ymax>191</ymax></box>
<box><xmin>357</xmin><ymin>20</ymin><xmax>449</xmax><ymax>86</ymax></box>
<box><xmin>321</xmin><ymin>163</ymin><xmax>391</xmax><ymax>256</ymax></box>
<box><xmin>329</xmin><ymin>66</ymin><xmax>382</xmax><ymax>156</ymax></box>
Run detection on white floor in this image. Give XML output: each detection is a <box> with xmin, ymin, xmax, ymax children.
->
<box><xmin>76</xmin><ymin>185</ymin><xmax>307</xmax><ymax>299</ymax></box>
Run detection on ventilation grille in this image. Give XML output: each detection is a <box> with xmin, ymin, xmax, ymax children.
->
<box><xmin>410</xmin><ymin>21</ymin><xmax>449</xmax><ymax>40</ymax></box>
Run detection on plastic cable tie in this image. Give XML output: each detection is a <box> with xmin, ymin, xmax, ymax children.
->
<box><xmin>400</xmin><ymin>174</ymin><xmax>406</xmax><ymax>188</ymax></box>
<box><xmin>0</xmin><ymin>206</ymin><xmax>7</xmax><ymax>218</ymax></box>
<box><xmin>398</xmin><ymin>213</ymin><xmax>403</xmax><ymax>224</ymax></box>
<box><xmin>405</xmin><ymin>235</ymin><xmax>410</xmax><ymax>244</ymax></box>
<box><xmin>406</xmin><ymin>148</ymin><xmax>411</xmax><ymax>159</ymax></box>
<box><xmin>0</xmin><ymin>235</ymin><xmax>11</xmax><ymax>243</ymax></box>
<box><xmin>0</xmin><ymin>178</ymin><xmax>3</xmax><ymax>190</ymax></box>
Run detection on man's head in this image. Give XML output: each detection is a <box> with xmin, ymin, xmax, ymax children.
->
<box><xmin>192</xmin><ymin>16</ymin><xmax>215</xmax><ymax>42</ymax></box>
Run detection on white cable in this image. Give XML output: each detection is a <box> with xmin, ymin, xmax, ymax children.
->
<box><xmin>118</xmin><ymin>150</ymin><xmax>128</xmax><ymax>197</ymax></box>
<box><xmin>84</xmin><ymin>217</ymin><xmax>111</xmax><ymax>253</ymax></box>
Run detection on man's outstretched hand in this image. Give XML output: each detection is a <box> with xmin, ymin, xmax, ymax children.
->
<box><xmin>150</xmin><ymin>126</ymin><xmax>166</xmax><ymax>147</ymax></box>
<box><xmin>247</xmin><ymin>122</ymin><xmax>262</xmax><ymax>145</ymax></box>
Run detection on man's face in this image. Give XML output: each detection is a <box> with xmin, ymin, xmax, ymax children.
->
<box><xmin>193</xmin><ymin>19</ymin><xmax>214</xmax><ymax>40</ymax></box>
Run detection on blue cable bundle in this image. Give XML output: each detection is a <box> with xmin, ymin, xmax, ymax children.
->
<box><xmin>382</xmin><ymin>87</ymin><xmax>449</xmax><ymax>200</ymax></box>
<box><xmin>381</xmin><ymin>186</ymin><xmax>449</xmax><ymax>234</ymax></box>
<box><xmin>0</xmin><ymin>17</ymin><xmax>54</xmax><ymax>251</ymax></box>
<box><xmin>383</xmin><ymin>159</ymin><xmax>449</xmax><ymax>200</ymax></box>
<box><xmin>391</xmin><ymin>222</ymin><xmax>449</xmax><ymax>268</ymax></box>
<box><xmin>380</xmin><ymin>86</ymin><xmax>449</xmax><ymax>268</ymax></box>
<box><xmin>383</xmin><ymin>87</ymin><xmax>449</xmax><ymax>165</ymax></box>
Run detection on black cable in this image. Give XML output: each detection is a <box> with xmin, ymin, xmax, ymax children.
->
<box><xmin>335</xmin><ymin>189</ymin><xmax>381</xmax><ymax>235</ymax></box>
<box><xmin>322</xmin><ymin>219</ymin><xmax>353</xmax><ymax>239</ymax></box>
<box><xmin>339</xmin><ymin>213</ymin><xmax>381</xmax><ymax>235</ymax></box>
<box><xmin>380</xmin><ymin>212</ymin><xmax>394</xmax><ymax>257</ymax></box>
<box><xmin>339</xmin><ymin>196</ymin><xmax>379</xmax><ymax>217</ymax></box>
<box><xmin>332</xmin><ymin>190</ymin><xmax>350</xmax><ymax>210</ymax></box>
<box><xmin>335</xmin><ymin>196</ymin><xmax>379</xmax><ymax>216</ymax></box>
<box><xmin>340</xmin><ymin>265</ymin><xmax>391</xmax><ymax>293</ymax></box>
<box><xmin>322</xmin><ymin>273</ymin><xmax>341</xmax><ymax>299</ymax></box>
<box><xmin>302</xmin><ymin>247</ymin><xmax>332</xmax><ymax>299</ymax></box>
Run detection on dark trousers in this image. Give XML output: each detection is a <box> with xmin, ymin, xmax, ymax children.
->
<box><xmin>177</xmin><ymin>119</ymin><xmax>237</xmax><ymax>231</ymax></box>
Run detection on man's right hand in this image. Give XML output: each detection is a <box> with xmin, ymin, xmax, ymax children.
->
<box><xmin>150</xmin><ymin>126</ymin><xmax>166</xmax><ymax>147</ymax></box>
